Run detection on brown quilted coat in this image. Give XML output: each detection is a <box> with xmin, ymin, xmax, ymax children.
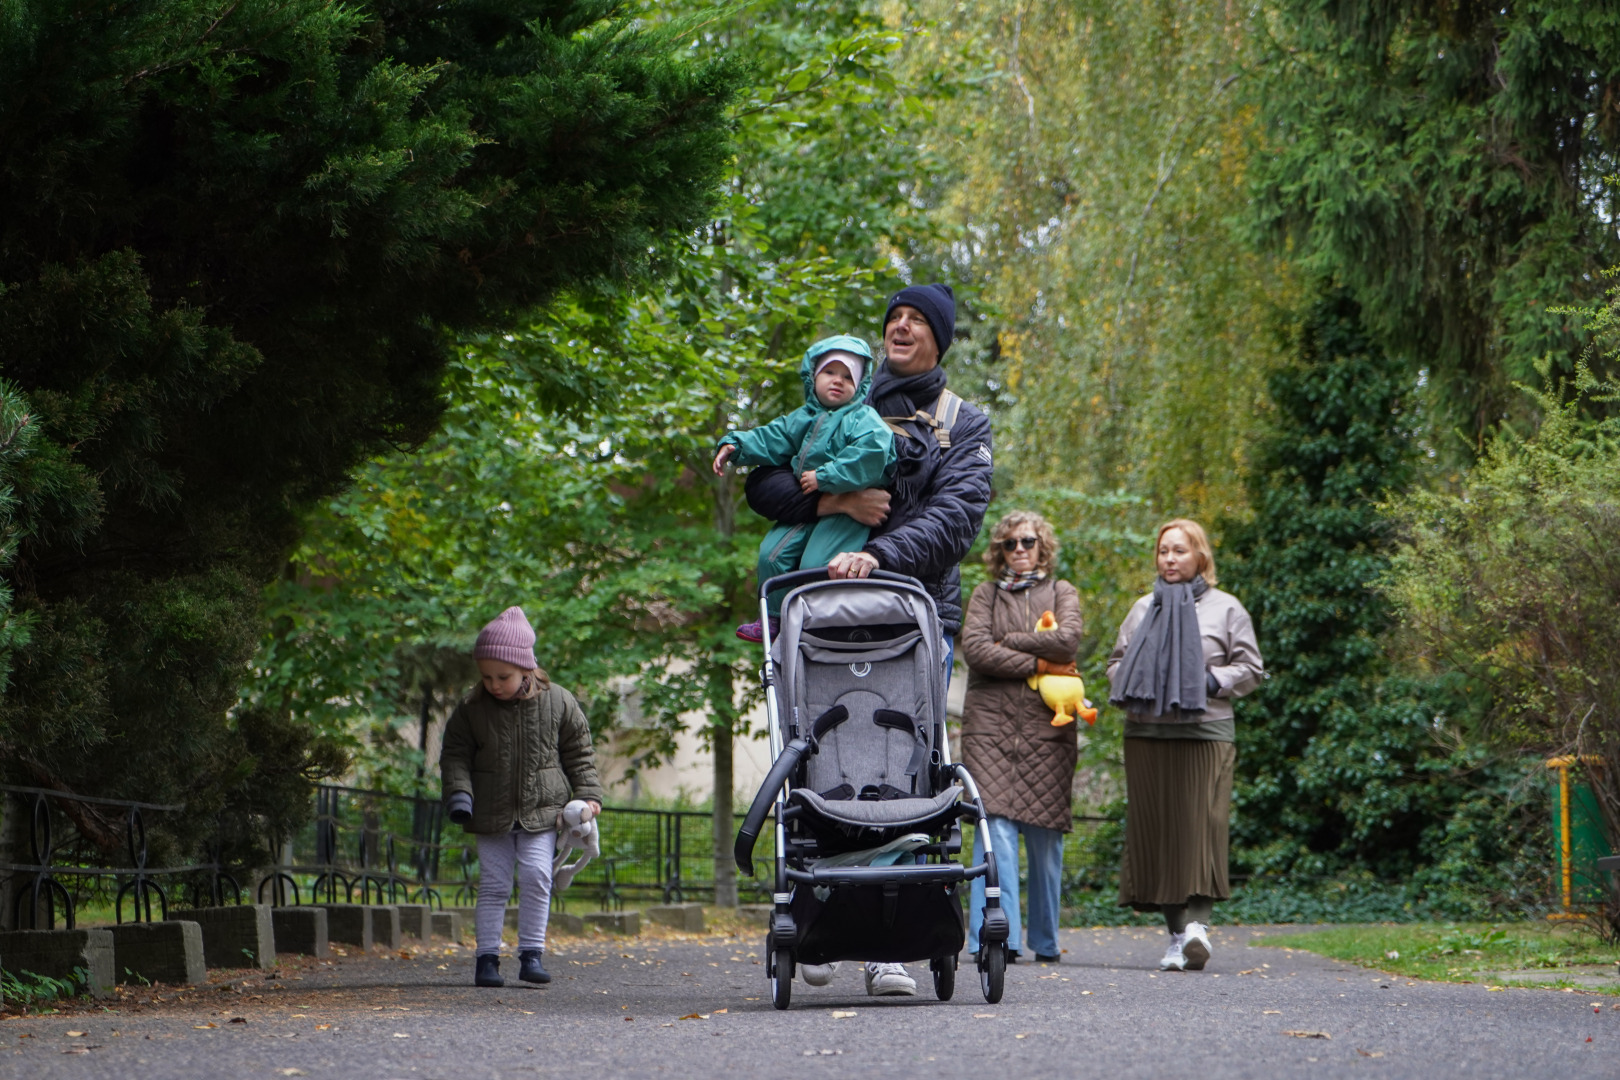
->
<box><xmin>959</xmin><ymin>578</ymin><xmax>1084</xmax><ymax>832</ymax></box>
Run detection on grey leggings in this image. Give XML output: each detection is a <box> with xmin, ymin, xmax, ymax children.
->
<box><xmin>1161</xmin><ymin>895</ymin><xmax>1214</xmax><ymax>934</ymax></box>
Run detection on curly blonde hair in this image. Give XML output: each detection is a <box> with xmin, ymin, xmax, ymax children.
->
<box><xmin>1155</xmin><ymin>518</ymin><xmax>1218</xmax><ymax>586</ymax></box>
<box><xmin>984</xmin><ymin>510</ymin><xmax>1059</xmax><ymax>577</ymax></box>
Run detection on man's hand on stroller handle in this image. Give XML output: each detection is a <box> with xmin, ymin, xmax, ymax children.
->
<box><xmin>828</xmin><ymin>550</ymin><xmax>880</xmax><ymax>579</ymax></box>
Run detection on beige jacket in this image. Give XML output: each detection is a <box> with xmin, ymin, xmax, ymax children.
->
<box><xmin>1105</xmin><ymin>586</ymin><xmax>1264</xmax><ymax>724</ymax></box>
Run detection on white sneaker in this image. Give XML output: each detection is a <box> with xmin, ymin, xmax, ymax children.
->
<box><xmin>800</xmin><ymin>961</ymin><xmax>839</xmax><ymax>986</ymax></box>
<box><xmin>1158</xmin><ymin>932</ymin><xmax>1188</xmax><ymax>971</ymax></box>
<box><xmin>1181</xmin><ymin>922</ymin><xmax>1211</xmax><ymax>970</ymax></box>
<box><xmin>864</xmin><ymin>962</ymin><xmax>917</xmax><ymax>996</ymax></box>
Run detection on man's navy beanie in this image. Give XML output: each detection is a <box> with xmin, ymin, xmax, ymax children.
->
<box><xmin>885</xmin><ymin>283</ymin><xmax>956</xmax><ymax>358</ymax></box>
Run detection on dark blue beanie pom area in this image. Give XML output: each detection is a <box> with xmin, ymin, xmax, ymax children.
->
<box><xmin>885</xmin><ymin>283</ymin><xmax>956</xmax><ymax>358</ymax></box>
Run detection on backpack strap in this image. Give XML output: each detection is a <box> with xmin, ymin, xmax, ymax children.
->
<box><xmin>881</xmin><ymin>389</ymin><xmax>964</xmax><ymax>448</ymax></box>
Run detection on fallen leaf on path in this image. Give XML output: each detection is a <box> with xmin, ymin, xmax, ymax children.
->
<box><xmin>830</xmin><ymin>1011</ymin><xmax>856</xmax><ymax>1019</ymax></box>
<box><xmin>1080</xmin><ymin>991</ymin><xmax>1092</xmax><ymax>996</ymax></box>
<box><xmin>392</xmin><ymin>1032</ymin><xmax>410</xmax><ymax>1038</ymax></box>
<box><xmin>973</xmin><ymin>1013</ymin><xmax>996</xmax><ymax>1019</ymax></box>
<box><xmin>1486</xmin><ymin>986</ymin><xmax>1506</xmax><ymax>992</ymax></box>
<box><xmin>229</xmin><ymin>1017</ymin><xmax>247</xmax><ymax>1024</ymax></box>
<box><xmin>1356</xmin><ymin>1049</ymin><xmax>1384</xmax><ymax>1058</ymax></box>
<box><xmin>1282</xmin><ymin>1030</ymin><xmax>1331</xmax><ymax>1040</ymax></box>
<box><xmin>62</xmin><ymin>1048</ymin><xmax>89</xmax><ymax>1055</ymax></box>
<box><xmin>1263</xmin><ymin>1010</ymin><xmax>1281</xmax><ymax>1015</ymax></box>
<box><xmin>194</xmin><ymin>1023</ymin><xmax>217</xmax><ymax>1029</ymax></box>
<box><xmin>66</xmin><ymin>1031</ymin><xmax>86</xmax><ymax>1037</ymax></box>
<box><xmin>276</xmin><ymin>1070</ymin><xmax>306</xmax><ymax>1077</ymax></box>
<box><xmin>623</xmin><ymin>1017</ymin><xmax>633</xmax><ymax>1022</ymax></box>
<box><xmin>713</xmin><ymin>1008</ymin><xmax>727</xmax><ymax>1014</ymax></box>
<box><xmin>315</xmin><ymin>1024</ymin><xmax>332</xmax><ymax>1031</ymax></box>
<box><xmin>679</xmin><ymin>1013</ymin><xmax>708</xmax><ymax>1021</ymax></box>
<box><xmin>1014</xmin><ymin>1033</ymin><xmax>1031</xmax><ymax>1040</ymax></box>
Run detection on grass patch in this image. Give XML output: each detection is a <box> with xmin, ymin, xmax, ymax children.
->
<box><xmin>1257</xmin><ymin>922</ymin><xmax>1620</xmax><ymax>994</ymax></box>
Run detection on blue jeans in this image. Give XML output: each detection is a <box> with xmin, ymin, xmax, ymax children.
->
<box><xmin>967</xmin><ymin>814</ymin><xmax>1064</xmax><ymax>957</ymax></box>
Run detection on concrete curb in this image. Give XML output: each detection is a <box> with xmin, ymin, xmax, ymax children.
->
<box><xmin>0</xmin><ymin>928</ymin><xmax>116</xmax><ymax>998</ymax></box>
<box><xmin>107</xmin><ymin>921</ymin><xmax>206</xmax><ymax>986</ymax></box>
<box><xmin>169</xmin><ymin>905</ymin><xmax>275</xmax><ymax>970</ymax></box>
<box><xmin>271</xmin><ymin>907</ymin><xmax>329</xmax><ymax>957</ymax></box>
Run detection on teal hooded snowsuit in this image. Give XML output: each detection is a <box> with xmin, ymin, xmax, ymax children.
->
<box><xmin>718</xmin><ymin>336</ymin><xmax>896</xmax><ymax>603</ymax></box>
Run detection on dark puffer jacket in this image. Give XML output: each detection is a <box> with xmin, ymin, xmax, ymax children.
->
<box><xmin>958</xmin><ymin>578</ymin><xmax>1083</xmax><ymax>832</ymax></box>
<box><xmin>742</xmin><ymin>363</ymin><xmax>992</xmax><ymax>633</ymax></box>
<box><xmin>439</xmin><ymin>683</ymin><xmax>604</xmax><ymax>836</ymax></box>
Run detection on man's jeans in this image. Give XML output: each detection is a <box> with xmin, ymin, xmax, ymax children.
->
<box><xmin>967</xmin><ymin>814</ymin><xmax>1064</xmax><ymax>957</ymax></box>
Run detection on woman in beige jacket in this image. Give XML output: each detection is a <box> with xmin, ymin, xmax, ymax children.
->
<box><xmin>960</xmin><ymin>510</ymin><xmax>1084</xmax><ymax>964</ymax></box>
<box><xmin>1106</xmin><ymin>518</ymin><xmax>1263</xmax><ymax>973</ymax></box>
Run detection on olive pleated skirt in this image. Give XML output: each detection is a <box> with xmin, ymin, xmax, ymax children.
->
<box><xmin>1117</xmin><ymin>737</ymin><xmax>1236</xmax><ymax>908</ymax></box>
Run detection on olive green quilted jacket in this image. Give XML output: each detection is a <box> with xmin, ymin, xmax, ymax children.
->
<box><xmin>439</xmin><ymin>683</ymin><xmax>604</xmax><ymax>836</ymax></box>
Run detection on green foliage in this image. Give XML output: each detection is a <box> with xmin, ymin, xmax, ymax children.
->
<box><xmin>1223</xmin><ymin>292</ymin><xmax>1541</xmax><ymax>903</ymax></box>
<box><xmin>244</xmin><ymin>1</ymin><xmax>950</xmax><ymax>790</ymax></box>
<box><xmin>1381</xmin><ymin>361</ymin><xmax>1620</xmax><ymax>929</ymax></box>
<box><xmin>902</xmin><ymin>0</ymin><xmax>1299</xmax><ymax>513</ymax></box>
<box><xmin>1251</xmin><ymin>0</ymin><xmax>1620</xmax><ymax>454</ymax></box>
<box><xmin>0</xmin><ymin>965</ymin><xmax>86</xmax><ymax>1009</ymax></box>
<box><xmin>0</xmin><ymin>0</ymin><xmax>740</xmax><ymax>868</ymax></box>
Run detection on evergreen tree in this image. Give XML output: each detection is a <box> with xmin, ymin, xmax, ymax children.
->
<box><xmin>1251</xmin><ymin>1</ymin><xmax>1620</xmax><ymax>453</ymax></box>
<box><xmin>1225</xmin><ymin>293</ymin><xmax>1534</xmax><ymax>902</ymax></box>
<box><xmin>0</xmin><ymin>0</ymin><xmax>739</xmax><ymax>867</ymax></box>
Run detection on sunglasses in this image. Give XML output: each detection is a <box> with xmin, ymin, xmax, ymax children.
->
<box><xmin>1000</xmin><ymin>536</ymin><xmax>1039</xmax><ymax>552</ymax></box>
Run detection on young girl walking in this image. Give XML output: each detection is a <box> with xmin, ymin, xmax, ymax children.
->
<box><xmin>440</xmin><ymin>606</ymin><xmax>603</xmax><ymax>987</ymax></box>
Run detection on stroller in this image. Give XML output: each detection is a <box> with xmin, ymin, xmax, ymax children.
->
<box><xmin>734</xmin><ymin>568</ymin><xmax>1011</xmax><ymax>1010</ymax></box>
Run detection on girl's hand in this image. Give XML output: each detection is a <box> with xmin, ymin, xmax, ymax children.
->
<box><xmin>799</xmin><ymin>469</ymin><xmax>819</xmax><ymax>493</ymax></box>
<box><xmin>586</xmin><ymin>800</ymin><xmax>602</xmax><ymax>816</ymax></box>
<box><xmin>712</xmin><ymin>444</ymin><xmax>736</xmax><ymax>476</ymax></box>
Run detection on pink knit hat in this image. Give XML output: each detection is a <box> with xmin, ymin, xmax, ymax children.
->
<box><xmin>473</xmin><ymin>606</ymin><xmax>538</xmax><ymax>670</ymax></box>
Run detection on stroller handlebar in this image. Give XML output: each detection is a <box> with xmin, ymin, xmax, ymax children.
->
<box><xmin>759</xmin><ymin>566</ymin><xmax>923</xmax><ymax>600</ymax></box>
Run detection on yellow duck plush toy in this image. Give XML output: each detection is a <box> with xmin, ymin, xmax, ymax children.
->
<box><xmin>1026</xmin><ymin>610</ymin><xmax>1098</xmax><ymax>727</ymax></box>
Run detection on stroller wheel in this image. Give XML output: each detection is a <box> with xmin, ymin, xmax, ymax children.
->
<box><xmin>978</xmin><ymin>943</ymin><xmax>1006</xmax><ymax>1004</ymax></box>
<box><xmin>767</xmin><ymin>931</ymin><xmax>793</xmax><ymax>1010</ymax></box>
<box><xmin>771</xmin><ymin>948</ymin><xmax>794</xmax><ymax>1010</ymax></box>
<box><xmin>931</xmin><ymin>954</ymin><xmax>957</xmax><ymax>1001</ymax></box>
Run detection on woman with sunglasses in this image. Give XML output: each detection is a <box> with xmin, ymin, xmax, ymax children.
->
<box><xmin>1106</xmin><ymin>518</ymin><xmax>1264</xmax><ymax>973</ymax></box>
<box><xmin>959</xmin><ymin>510</ymin><xmax>1084</xmax><ymax>964</ymax></box>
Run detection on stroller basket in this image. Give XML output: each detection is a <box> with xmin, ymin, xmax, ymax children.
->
<box><xmin>733</xmin><ymin>567</ymin><xmax>1013</xmax><ymax>1009</ymax></box>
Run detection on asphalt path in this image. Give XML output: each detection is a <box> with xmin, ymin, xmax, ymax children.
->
<box><xmin>5</xmin><ymin>924</ymin><xmax>1615</xmax><ymax>1079</ymax></box>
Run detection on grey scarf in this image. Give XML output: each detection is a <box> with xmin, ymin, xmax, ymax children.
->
<box><xmin>1109</xmin><ymin>575</ymin><xmax>1209</xmax><ymax>718</ymax></box>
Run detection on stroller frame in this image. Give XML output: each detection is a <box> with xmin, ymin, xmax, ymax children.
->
<box><xmin>734</xmin><ymin>568</ymin><xmax>1011</xmax><ymax>1009</ymax></box>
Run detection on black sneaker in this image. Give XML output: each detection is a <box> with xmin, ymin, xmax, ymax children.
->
<box><xmin>1035</xmin><ymin>953</ymin><xmax>1061</xmax><ymax>963</ymax></box>
<box><xmin>475</xmin><ymin>953</ymin><xmax>504</xmax><ymax>987</ymax></box>
<box><xmin>518</xmin><ymin>949</ymin><xmax>551</xmax><ymax>984</ymax></box>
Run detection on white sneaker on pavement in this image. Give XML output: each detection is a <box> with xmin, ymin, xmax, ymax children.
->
<box><xmin>864</xmin><ymin>962</ymin><xmax>917</xmax><ymax>996</ymax></box>
<box><xmin>800</xmin><ymin>961</ymin><xmax>839</xmax><ymax>986</ymax></box>
<box><xmin>1158</xmin><ymin>932</ymin><xmax>1188</xmax><ymax>972</ymax></box>
<box><xmin>1181</xmin><ymin>921</ymin><xmax>1211</xmax><ymax>970</ymax></box>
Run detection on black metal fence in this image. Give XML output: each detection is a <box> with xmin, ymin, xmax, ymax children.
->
<box><xmin>257</xmin><ymin>785</ymin><xmax>789</xmax><ymax>911</ymax></box>
<box><xmin>0</xmin><ymin>784</ymin><xmax>240</xmax><ymax>930</ymax></box>
<box><xmin>1</xmin><ymin>779</ymin><xmax>1124</xmax><ymax>928</ymax></box>
<box><xmin>257</xmin><ymin>785</ymin><xmax>1123</xmax><ymax>912</ymax></box>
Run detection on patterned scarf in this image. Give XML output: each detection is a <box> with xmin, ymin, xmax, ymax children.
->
<box><xmin>997</xmin><ymin>569</ymin><xmax>1046</xmax><ymax>592</ymax></box>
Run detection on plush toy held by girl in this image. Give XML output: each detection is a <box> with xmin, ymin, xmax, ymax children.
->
<box><xmin>713</xmin><ymin>334</ymin><xmax>897</xmax><ymax>642</ymax></box>
<box><xmin>440</xmin><ymin>606</ymin><xmax>603</xmax><ymax>988</ymax></box>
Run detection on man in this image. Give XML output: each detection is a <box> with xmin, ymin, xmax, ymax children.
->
<box><xmin>742</xmin><ymin>282</ymin><xmax>994</xmax><ymax>995</ymax></box>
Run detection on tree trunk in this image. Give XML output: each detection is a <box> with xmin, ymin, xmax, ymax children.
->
<box><xmin>709</xmin><ymin>702</ymin><xmax>735</xmax><ymax>913</ymax></box>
